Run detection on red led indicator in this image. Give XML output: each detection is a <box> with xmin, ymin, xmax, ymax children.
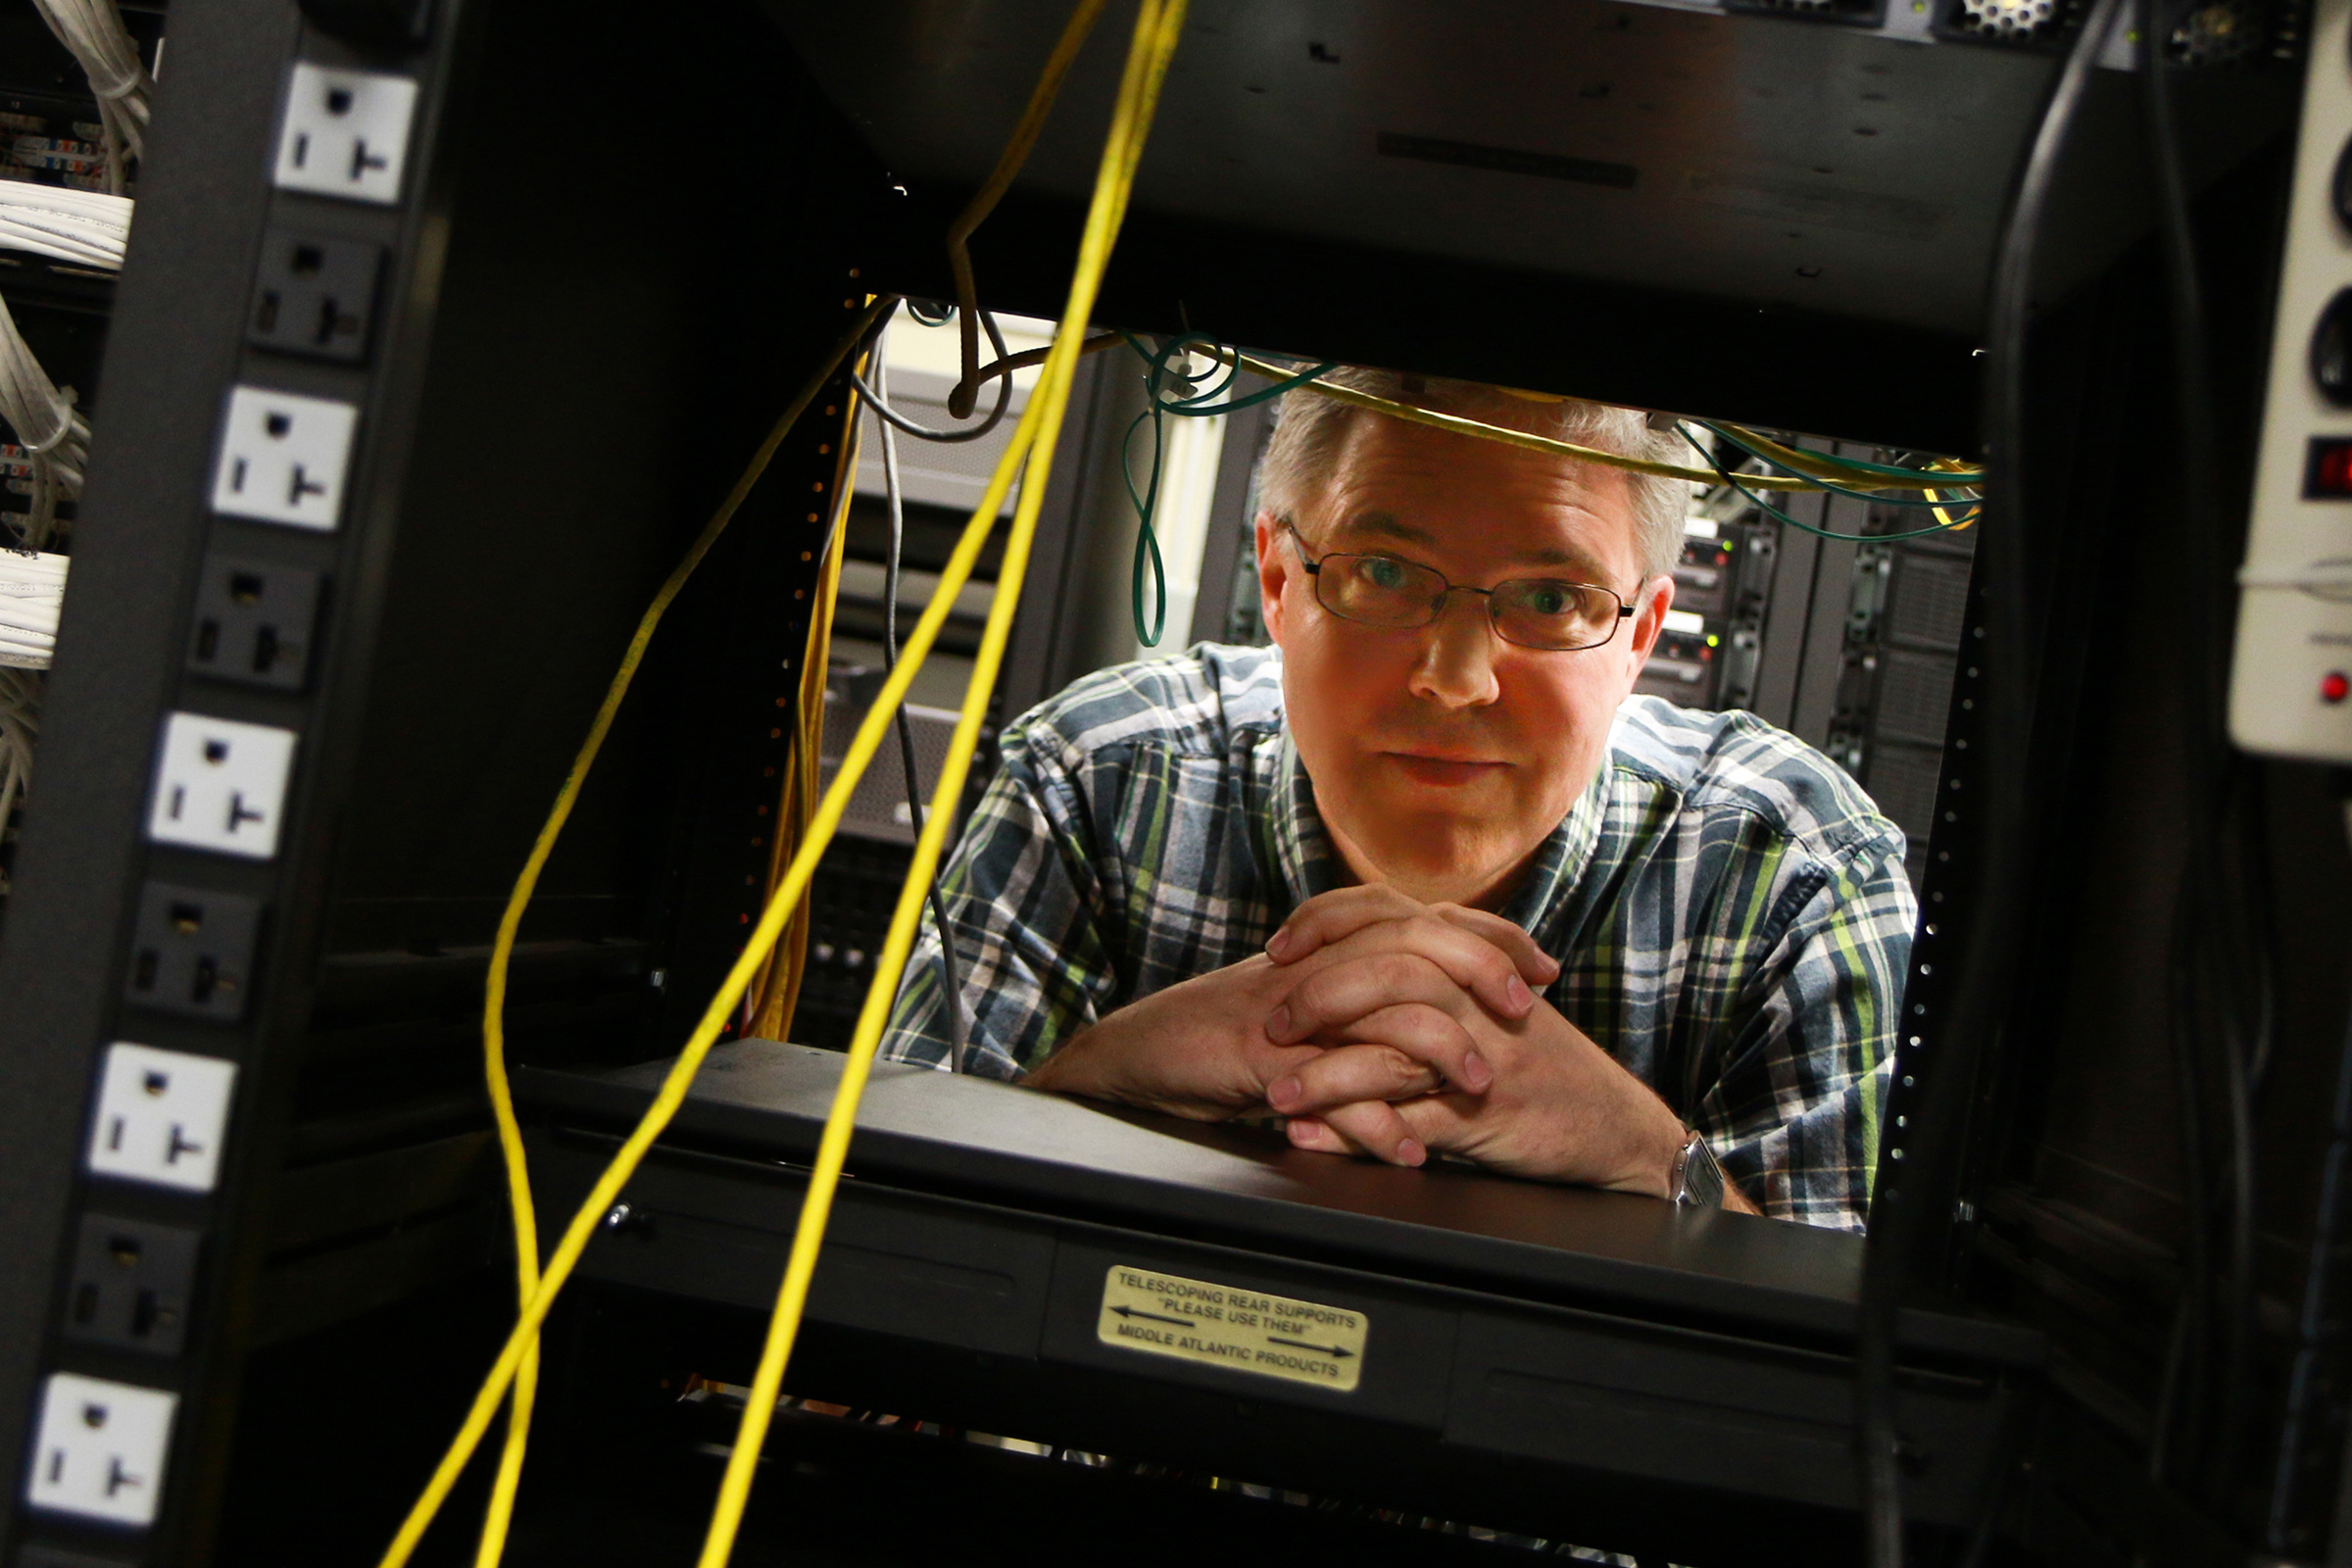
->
<box><xmin>2325</xmin><ymin>670</ymin><xmax>2351</xmax><ymax>705</ymax></box>
<box><xmin>2307</xmin><ymin>439</ymin><xmax>2352</xmax><ymax>498</ymax></box>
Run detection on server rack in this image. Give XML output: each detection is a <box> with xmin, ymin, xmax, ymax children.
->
<box><xmin>0</xmin><ymin>1</ymin><xmax>2340</xmax><ymax>1566</ymax></box>
<box><xmin>0</xmin><ymin>0</ymin><xmax>886</xmax><ymax>1561</ymax></box>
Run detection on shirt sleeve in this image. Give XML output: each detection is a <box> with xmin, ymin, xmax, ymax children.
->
<box><xmin>879</xmin><ymin>721</ymin><xmax>1125</xmax><ymax>1079</ymax></box>
<box><xmin>1694</xmin><ymin>834</ymin><xmax>1914</xmax><ymax>1231</ymax></box>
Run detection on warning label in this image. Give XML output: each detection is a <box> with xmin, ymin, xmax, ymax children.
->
<box><xmin>1095</xmin><ymin>1264</ymin><xmax>1367</xmax><ymax>1393</ymax></box>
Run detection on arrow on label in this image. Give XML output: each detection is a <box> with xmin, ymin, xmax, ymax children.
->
<box><xmin>1265</xmin><ymin>1334</ymin><xmax>1356</xmax><ymax>1358</ymax></box>
<box><xmin>1108</xmin><ymin>1305</ymin><xmax>1194</xmax><ymax>1328</ymax></box>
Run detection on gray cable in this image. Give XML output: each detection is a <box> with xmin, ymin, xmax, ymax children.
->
<box><xmin>850</xmin><ymin>301</ymin><xmax>1016</xmax><ymax>443</ymax></box>
<box><xmin>872</xmin><ymin>345</ymin><xmax>973</xmax><ymax>1074</ymax></box>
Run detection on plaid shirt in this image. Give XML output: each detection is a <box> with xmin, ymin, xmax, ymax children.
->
<box><xmin>882</xmin><ymin>644</ymin><xmax>1913</xmax><ymax>1229</ymax></box>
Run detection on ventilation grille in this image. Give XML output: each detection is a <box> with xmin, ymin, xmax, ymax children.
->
<box><xmin>1936</xmin><ymin>0</ymin><xmax>2083</xmax><ymax>48</ymax></box>
<box><xmin>1936</xmin><ymin>0</ymin><xmax>2304</xmax><ymax>56</ymax></box>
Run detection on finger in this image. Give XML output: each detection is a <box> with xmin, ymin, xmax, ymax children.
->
<box><xmin>1288</xmin><ymin>1101</ymin><xmax>1427</xmax><ymax>1166</ymax></box>
<box><xmin>1271</xmin><ymin>948</ymin><xmax>1519</xmax><ymax>1052</ymax></box>
<box><xmin>1389</xmin><ymin>1092</ymin><xmax>1481</xmax><ymax>1152</ymax></box>
<box><xmin>1264</xmin><ymin>886</ymin><xmax>1426</xmax><ymax>963</ymax></box>
<box><xmin>1266</xmin><ymin>1039</ymin><xmax>1446</xmax><ymax>1115</ymax></box>
<box><xmin>1299</xmin><ymin>918</ymin><xmax>1544</xmax><ymax>1023</ymax></box>
<box><xmin>1428</xmin><ymin>904</ymin><xmax>1562</xmax><ymax>987</ymax></box>
<box><xmin>1268</xmin><ymin>890</ymin><xmax>1559</xmax><ymax>995</ymax></box>
<box><xmin>1237</xmin><ymin>1041</ymin><xmax>1331</xmax><ymax>1109</ymax></box>
<box><xmin>1267</xmin><ymin>951</ymin><xmax>1450</xmax><ymax>1045</ymax></box>
<box><xmin>1271</xmin><ymin>1009</ymin><xmax>1488</xmax><ymax>1105</ymax></box>
<box><xmin>1283</xmin><ymin>1115</ymin><xmax>1352</xmax><ymax>1155</ymax></box>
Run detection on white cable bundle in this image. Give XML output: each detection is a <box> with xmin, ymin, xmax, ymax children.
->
<box><xmin>29</xmin><ymin>0</ymin><xmax>153</xmax><ymax>195</ymax></box>
<box><xmin>0</xmin><ymin>665</ymin><xmax>38</xmax><ymax>883</ymax></box>
<box><xmin>0</xmin><ymin>294</ymin><xmax>90</xmax><ymax>549</ymax></box>
<box><xmin>0</xmin><ymin>550</ymin><xmax>66</xmax><ymax>669</ymax></box>
<box><xmin>0</xmin><ymin>183</ymin><xmax>131</xmax><ymax>270</ymax></box>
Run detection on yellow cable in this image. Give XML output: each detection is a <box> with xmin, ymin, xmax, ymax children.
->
<box><xmin>453</xmin><ymin>296</ymin><xmax>884</xmax><ymax>1568</ymax></box>
<box><xmin>947</xmin><ymin>0</ymin><xmax>1111</xmax><ymax>414</ymax></box>
<box><xmin>438</xmin><ymin>3</ymin><xmax>1129</xmax><ymax>1554</ymax></box>
<box><xmin>691</xmin><ymin>4</ymin><xmax>1190</xmax><ymax>1561</ymax></box>
<box><xmin>1221</xmin><ymin>349</ymin><xmax>1809</xmax><ymax>491</ymax></box>
<box><xmin>746</xmin><ymin>396</ymin><xmax>860</xmax><ymax>1039</ymax></box>
<box><xmin>1229</xmin><ymin>351</ymin><xmax>1984</xmax><ymax>496</ymax></box>
<box><xmin>1924</xmin><ymin>457</ymin><xmax>1983</xmax><ymax>530</ymax></box>
<box><xmin>1716</xmin><ymin>421</ymin><xmax>1986</xmax><ymax>490</ymax></box>
<box><xmin>375</xmin><ymin>321</ymin><xmax>1046</xmax><ymax>1568</ymax></box>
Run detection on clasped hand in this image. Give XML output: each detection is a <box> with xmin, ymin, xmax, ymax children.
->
<box><xmin>1022</xmin><ymin>886</ymin><xmax>1692</xmax><ymax>1198</ymax></box>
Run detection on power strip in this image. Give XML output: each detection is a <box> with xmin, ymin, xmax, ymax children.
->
<box><xmin>2235</xmin><ymin>0</ymin><xmax>2352</xmax><ymax>761</ymax></box>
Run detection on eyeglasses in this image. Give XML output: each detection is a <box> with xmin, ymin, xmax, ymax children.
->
<box><xmin>1281</xmin><ymin>522</ymin><xmax>1636</xmax><ymax>652</ymax></box>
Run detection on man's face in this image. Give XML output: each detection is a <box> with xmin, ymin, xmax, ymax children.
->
<box><xmin>1258</xmin><ymin>413</ymin><xmax>1674</xmax><ymax>909</ymax></box>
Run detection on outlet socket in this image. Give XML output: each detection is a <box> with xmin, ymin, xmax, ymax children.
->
<box><xmin>271</xmin><ymin>63</ymin><xmax>418</xmax><ymax>205</ymax></box>
<box><xmin>85</xmin><ymin>1044</ymin><xmax>238</xmax><ymax>1194</ymax></box>
<box><xmin>147</xmin><ymin>711</ymin><xmax>298</xmax><ymax>859</ymax></box>
<box><xmin>65</xmin><ymin>1214</ymin><xmax>200</xmax><ymax>1357</ymax></box>
<box><xmin>125</xmin><ymin>882</ymin><xmax>263</xmax><ymax>1021</ymax></box>
<box><xmin>247</xmin><ymin>229</ymin><xmax>382</xmax><ymax>363</ymax></box>
<box><xmin>24</xmin><ymin>1373</ymin><xmax>178</xmax><ymax>1527</ymax></box>
<box><xmin>209</xmin><ymin>386</ymin><xmax>359</xmax><ymax>531</ymax></box>
<box><xmin>186</xmin><ymin>554</ymin><xmax>321</xmax><ymax>691</ymax></box>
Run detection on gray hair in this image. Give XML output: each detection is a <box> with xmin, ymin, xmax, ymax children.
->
<box><xmin>1254</xmin><ymin>367</ymin><xmax>1694</xmax><ymax>583</ymax></box>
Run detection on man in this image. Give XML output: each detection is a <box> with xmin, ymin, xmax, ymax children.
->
<box><xmin>881</xmin><ymin>368</ymin><xmax>1913</xmax><ymax>1229</ymax></box>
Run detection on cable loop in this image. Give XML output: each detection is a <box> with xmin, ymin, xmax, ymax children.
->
<box><xmin>846</xmin><ymin>298</ymin><xmax>1018</xmax><ymax>444</ymax></box>
<box><xmin>19</xmin><ymin>392</ymin><xmax>79</xmax><ymax>457</ymax></box>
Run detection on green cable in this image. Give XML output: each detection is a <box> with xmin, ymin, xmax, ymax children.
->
<box><xmin>1134</xmin><ymin>331</ymin><xmax>1243</xmax><ymax>409</ymax></box>
<box><xmin>1122</xmin><ymin>402</ymin><xmax>1169</xmax><ymax>645</ymax></box>
<box><xmin>1677</xmin><ymin>423</ymin><xmax>1979</xmax><ymax>543</ymax></box>
<box><xmin>1167</xmin><ymin>355</ymin><xmax>1338</xmax><ymax>416</ymax></box>
<box><xmin>1125</xmin><ymin>330</ymin><xmax>1338</xmax><ymax>416</ymax></box>
<box><xmin>1113</xmin><ymin>331</ymin><xmax>1343</xmax><ymax>645</ymax></box>
<box><xmin>1158</xmin><ymin>334</ymin><xmax>1337</xmax><ymax>416</ymax></box>
<box><xmin>1699</xmin><ymin>421</ymin><xmax>1982</xmax><ymax>511</ymax></box>
<box><xmin>1699</xmin><ymin>418</ymin><xmax>1986</xmax><ymax>488</ymax></box>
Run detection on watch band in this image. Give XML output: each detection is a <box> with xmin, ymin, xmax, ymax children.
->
<box><xmin>1670</xmin><ymin>1129</ymin><xmax>1727</xmax><ymax>1209</ymax></box>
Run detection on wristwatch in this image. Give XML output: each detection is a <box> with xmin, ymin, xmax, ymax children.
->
<box><xmin>1669</xmin><ymin>1129</ymin><xmax>1726</xmax><ymax>1209</ymax></box>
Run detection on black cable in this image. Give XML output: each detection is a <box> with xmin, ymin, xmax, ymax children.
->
<box><xmin>2213</xmin><ymin>923</ymin><xmax>2259</xmax><ymax>1494</ymax></box>
<box><xmin>2140</xmin><ymin>0</ymin><xmax>2262</xmax><ymax>1499</ymax></box>
<box><xmin>2150</xmin><ymin>883</ymin><xmax>2216</xmax><ymax>1480</ymax></box>
<box><xmin>848</xmin><ymin>298</ymin><xmax>1019</xmax><ymax>443</ymax></box>
<box><xmin>871</xmin><ymin>346</ymin><xmax>972</xmax><ymax>1075</ymax></box>
<box><xmin>1853</xmin><ymin>1</ymin><xmax>2125</xmax><ymax>1563</ymax></box>
<box><xmin>2146</xmin><ymin>760</ymin><xmax>2268</xmax><ymax>1491</ymax></box>
<box><xmin>2265</xmin><ymin>795</ymin><xmax>2352</xmax><ymax>1545</ymax></box>
<box><xmin>2198</xmin><ymin>761</ymin><xmax>2265</xmax><ymax>1498</ymax></box>
<box><xmin>2241</xmin><ymin>769</ymin><xmax>2283</xmax><ymax>1102</ymax></box>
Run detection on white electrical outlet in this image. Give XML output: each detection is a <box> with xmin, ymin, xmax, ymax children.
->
<box><xmin>24</xmin><ymin>1372</ymin><xmax>178</xmax><ymax>1527</ymax></box>
<box><xmin>146</xmin><ymin>712</ymin><xmax>298</xmax><ymax>859</ymax></box>
<box><xmin>86</xmin><ymin>1044</ymin><xmax>238</xmax><ymax>1193</ymax></box>
<box><xmin>271</xmin><ymin>63</ymin><xmax>418</xmax><ymax>205</ymax></box>
<box><xmin>209</xmin><ymin>386</ymin><xmax>359</xmax><ymax>530</ymax></box>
